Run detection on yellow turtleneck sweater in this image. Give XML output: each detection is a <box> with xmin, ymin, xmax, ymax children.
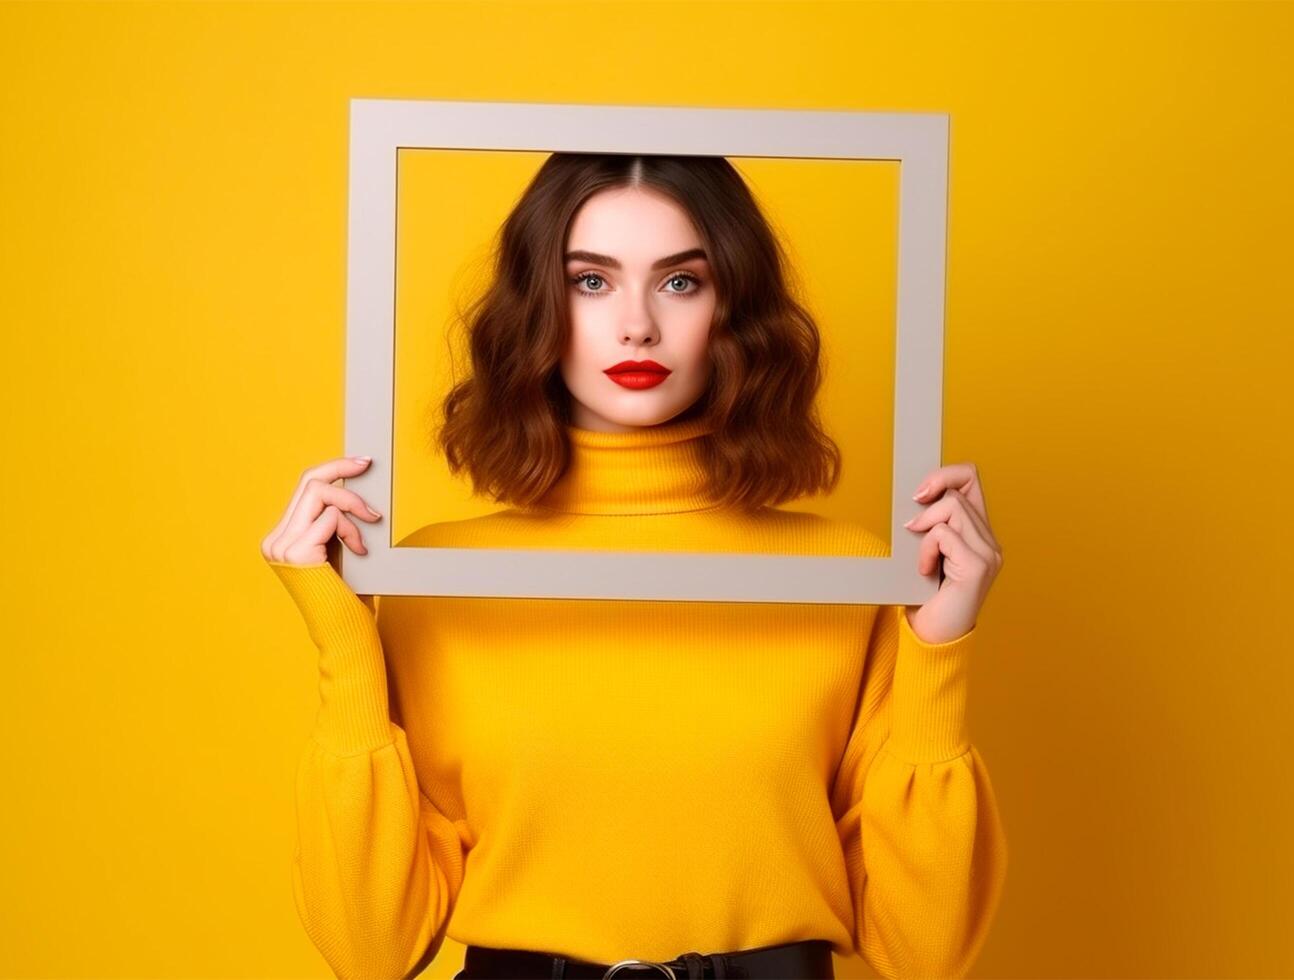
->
<box><xmin>267</xmin><ymin>417</ymin><xmax>1008</xmax><ymax>980</ymax></box>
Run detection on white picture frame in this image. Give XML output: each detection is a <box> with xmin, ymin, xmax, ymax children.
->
<box><xmin>338</xmin><ymin>97</ymin><xmax>949</xmax><ymax>605</ymax></box>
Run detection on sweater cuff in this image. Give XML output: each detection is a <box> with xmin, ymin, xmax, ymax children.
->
<box><xmin>267</xmin><ymin>560</ymin><xmax>394</xmax><ymax>756</ymax></box>
<box><xmin>886</xmin><ymin>605</ymin><xmax>976</xmax><ymax>764</ymax></box>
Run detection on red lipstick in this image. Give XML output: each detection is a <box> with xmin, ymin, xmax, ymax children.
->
<box><xmin>604</xmin><ymin>359</ymin><xmax>671</xmax><ymax>390</ymax></box>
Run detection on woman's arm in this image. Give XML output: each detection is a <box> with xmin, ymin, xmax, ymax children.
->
<box><xmin>270</xmin><ymin>560</ymin><xmax>467</xmax><ymax>980</ymax></box>
<box><xmin>831</xmin><ymin>603</ymin><xmax>1008</xmax><ymax>980</ymax></box>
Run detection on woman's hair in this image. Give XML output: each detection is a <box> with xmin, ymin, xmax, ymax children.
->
<box><xmin>437</xmin><ymin>152</ymin><xmax>841</xmax><ymax>514</ymax></box>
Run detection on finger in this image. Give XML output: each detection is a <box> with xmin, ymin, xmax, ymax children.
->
<box><xmin>280</xmin><ymin>505</ymin><xmax>342</xmax><ymax>565</ymax></box>
<box><xmin>941</xmin><ymin>487</ymin><xmax>997</xmax><ymax>557</ymax></box>
<box><xmin>906</xmin><ymin>490</ymin><xmax>999</xmax><ymax>565</ymax></box>
<box><xmin>280</xmin><ymin>456</ymin><xmax>373</xmax><ymax>536</ymax></box>
<box><xmin>959</xmin><ymin>471</ymin><xmax>991</xmax><ymax>529</ymax></box>
<box><xmin>910</xmin><ymin>469</ymin><xmax>996</xmax><ymax>550</ymax></box>
<box><xmin>917</xmin><ymin>521</ymin><xmax>947</xmax><ymax>576</ymax></box>
<box><xmin>264</xmin><ymin>457</ymin><xmax>368</xmax><ymax>558</ymax></box>
<box><xmin>333</xmin><ymin>510</ymin><xmax>367</xmax><ymax>556</ymax></box>
<box><xmin>914</xmin><ymin>461</ymin><xmax>991</xmax><ymax>526</ymax></box>
<box><xmin>271</xmin><ymin>477</ymin><xmax>383</xmax><ymax>560</ymax></box>
<box><xmin>945</xmin><ymin>491</ymin><xmax>997</xmax><ymax>565</ymax></box>
<box><xmin>917</xmin><ymin>522</ymin><xmax>992</xmax><ymax>586</ymax></box>
<box><xmin>262</xmin><ymin>456</ymin><xmax>372</xmax><ymax>556</ymax></box>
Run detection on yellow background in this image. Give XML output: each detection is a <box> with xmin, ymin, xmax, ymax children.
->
<box><xmin>3</xmin><ymin>1</ymin><xmax>1291</xmax><ymax>976</ymax></box>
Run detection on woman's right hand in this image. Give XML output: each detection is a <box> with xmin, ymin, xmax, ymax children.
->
<box><xmin>261</xmin><ymin>456</ymin><xmax>384</xmax><ymax>567</ymax></box>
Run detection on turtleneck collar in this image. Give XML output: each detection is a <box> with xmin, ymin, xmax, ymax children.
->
<box><xmin>533</xmin><ymin>415</ymin><xmax>720</xmax><ymax>516</ymax></box>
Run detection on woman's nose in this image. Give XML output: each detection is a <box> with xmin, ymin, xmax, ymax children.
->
<box><xmin>619</xmin><ymin>316</ymin><xmax>658</xmax><ymax>345</ymax></box>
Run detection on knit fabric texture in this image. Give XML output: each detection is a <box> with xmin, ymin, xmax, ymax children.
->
<box><xmin>267</xmin><ymin>415</ymin><xmax>1008</xmax><ymax>979</ymax></box>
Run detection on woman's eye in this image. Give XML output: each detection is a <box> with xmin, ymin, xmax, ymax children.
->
<box><xmin>570</xmin><ymin>273</ymin><xmax>605</xmax><ymax>294</ymax></box>
<box><xmin>569</xmin><ymin>271</ymin><xmax>702</xmax><ymax>297</ymax></box>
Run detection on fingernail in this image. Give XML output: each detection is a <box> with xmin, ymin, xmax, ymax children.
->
<box><xmin>903</xmin><ymin>517</ymin><xmax>916</xmax><ymax>527</ymax></box>
<box><xmin>353</xmin><ymin>456</ymin><xmax>371</xmax><ymax>464</ymax></box>
<box><xmin>912</xmin><ymin>485</ymin><xmax>929</xmax><ymax>500</ymax></box>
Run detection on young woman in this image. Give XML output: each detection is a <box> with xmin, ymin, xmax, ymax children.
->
<box><xmin>261</xmin><ymin>153</ymin><xmax>1007</xmax><ymax>980</ymax></box>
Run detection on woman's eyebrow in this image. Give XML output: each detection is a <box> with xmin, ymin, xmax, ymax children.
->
<box><xmin>563</xmin><ymin>247</ymin><xmax>708</xmax><ymax>270</ymax></box>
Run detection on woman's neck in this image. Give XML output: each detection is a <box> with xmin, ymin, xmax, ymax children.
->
<box><xmin>532</xmin><ymin>416</ymin><xmax>718</xmax><ymax>516</ymax></box>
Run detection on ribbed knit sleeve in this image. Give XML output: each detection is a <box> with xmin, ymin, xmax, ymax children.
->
<box><xmin>268</xmin><ymin>560</ymin><xmax>467</xmax><ymax>980</ymax></box>
<box><xmin>831</xmin><ymin>604</ymin><xmax>1008</xmax><ymax>979</ymax></box>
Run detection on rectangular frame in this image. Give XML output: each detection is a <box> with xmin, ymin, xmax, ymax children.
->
<box><xmin>340</xmin><ymin>97</ymin><xmax>949</xmax><ymax>605</ymax></box>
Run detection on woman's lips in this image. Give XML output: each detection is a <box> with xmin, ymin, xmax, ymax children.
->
<box><xmin>605</xmin><ymin>360</ymin><xmax>671</xmax><ymax>390</ymax></box>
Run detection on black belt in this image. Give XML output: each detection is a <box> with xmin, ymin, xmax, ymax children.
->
<box><xmin>457</xmin><ymin>938</ymin><xmax>835</xmax><ymax>979</ymax></box>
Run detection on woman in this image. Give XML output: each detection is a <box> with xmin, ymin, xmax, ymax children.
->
<box><xmin>260</xmin><ymin>153</ymin><xmax>1007</xmax><ymax>980</ymax></box>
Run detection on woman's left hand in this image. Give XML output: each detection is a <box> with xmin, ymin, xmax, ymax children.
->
<box><xmin>901</xmin><ymin>462</ymin><xmax>1003</xmax><ymax>645</ymax></box>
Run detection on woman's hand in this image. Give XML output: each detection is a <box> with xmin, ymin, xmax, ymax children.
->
<box><xmin>260</xmin><ymin>456</ymin><xmax>384</xmax><ymax>567</ymax></box>
<box><xmin>901</xmin><ymin>462</ymin><xmax>1003</xmax><ymax>645</ymax></box>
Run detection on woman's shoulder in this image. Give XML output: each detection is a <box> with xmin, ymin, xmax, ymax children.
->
<box><xmin>392</xmin><ymin>505</ymin><xmax>887</xmax><ymax>557</ymax></box>
<box><xmin>394</xmin><ymin>508</ymin><xmax>569</xmax><ymax>549</ymax></box>
<box><xmin>736</xmin><ymin>506</ymin><xmax>889</xmax><ymax>558</ymax></box>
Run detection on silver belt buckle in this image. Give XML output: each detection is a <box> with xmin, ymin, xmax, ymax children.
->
<box><xmin>602</xmin><ymin>958</ymin><xmax>678</xmax><ymax>980</ymax></box>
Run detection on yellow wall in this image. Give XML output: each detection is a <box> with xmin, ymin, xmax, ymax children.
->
<box><xmin>3</xmin><ymin>2</ymin><xmax>1290</xmax><ymax>976</ymax></box>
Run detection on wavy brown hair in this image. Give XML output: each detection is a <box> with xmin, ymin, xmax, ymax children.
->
<box><xmin>437</xmin><ymin>152</ymin><xmax>841</xmax><ymax>514</ymax></box>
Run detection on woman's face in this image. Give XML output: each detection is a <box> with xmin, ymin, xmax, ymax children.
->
<box><xmin>560</xmin><ymin>186</ymin><xmax>715</xmax><ymax>432</ymax></box>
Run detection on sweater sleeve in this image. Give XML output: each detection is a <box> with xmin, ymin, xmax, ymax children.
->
<box><xmin>830</xmin><ymin>604</ymin><xmax>1008</xmax><ymax>979</ymax></box>
<box><xmin>268</xmin><ymin>559</ymin><xmax>467</xmax><ymax>980</ymax></box>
